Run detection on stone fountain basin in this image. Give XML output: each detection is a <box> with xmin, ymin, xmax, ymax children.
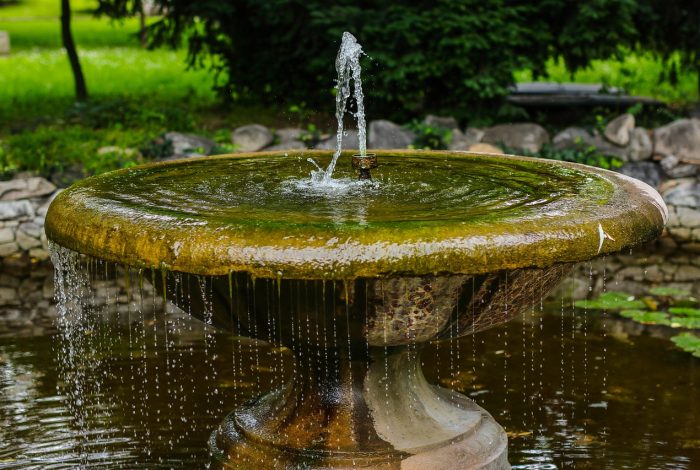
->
<box><xmin>46</xmin><ymin>150</ymin><xmax>667</xmax><ymax>345</ymax></box>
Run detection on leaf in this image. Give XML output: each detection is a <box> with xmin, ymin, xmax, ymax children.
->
<box><xmin>670</xmin><ymin>333</ymin><xmax>700</xmax><ymax>358</ymax></box>
<box><xmin>648</xmin><ymin>286</ymin><xmax>691</xmax><ymax>298</ymax></box>
<box><xmin>668</xmin><ymin>307</ymin><xmax>700</xmax><ymax>318</ymax></box>
<box><xmin>619</xmin><ymin>310</ymin><xmax>671</xmax><ymax>325</ymax></box>
<box><xmin>669</xmin><ymin>317</ymin><xmax>700</xmax><ymax>329</ymax></box>
<box><xmin>575</xmin><ymin>291</ymin><xmax>646</xmax><ymax>310</ymax></box>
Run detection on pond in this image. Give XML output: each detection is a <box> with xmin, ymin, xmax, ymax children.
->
<box><xmin>0</xmin><ymin>246</ymin><xmax>698</xmax><ymax>469</ymax></box>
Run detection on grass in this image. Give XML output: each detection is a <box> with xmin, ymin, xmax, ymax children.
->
<box><xmin>0</xmin><ymin>0</ymin><xmax>97</xmax><ymax>18</ymax></box>
<box><xmin>515</xmin><ymin>54</ymin><xmax>698</xmax><ymax>106</ymax></box>
<box><xmin>0</xmin><ymin>17</ymin><xmax>143</xmax><ymax>49</ymax></box>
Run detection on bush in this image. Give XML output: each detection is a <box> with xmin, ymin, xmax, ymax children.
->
<box><xmin>97</xmin><ymin>0</ymin><xmax>645</xmax><ymax>121</ymax></box>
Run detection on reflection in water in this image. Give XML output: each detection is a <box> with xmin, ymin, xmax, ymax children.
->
<box><xmin>0</xmin><ymin>285</ymin><xmax>697</xmax><ymax>468</ymax></box>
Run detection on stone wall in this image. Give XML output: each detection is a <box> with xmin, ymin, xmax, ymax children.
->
<box><xmin>0</xmin><ymin>176</ymin><xmax>59</xmax><ymax>262</ymax></box>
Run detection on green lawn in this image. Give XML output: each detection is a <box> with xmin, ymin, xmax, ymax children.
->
<box><xmin>0</xmin><ymin>0</ymin><xmax>97</xmax><ymax>18</ymax></box>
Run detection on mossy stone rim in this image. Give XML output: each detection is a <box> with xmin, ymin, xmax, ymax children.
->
<box><xmin>45</xmin><ymin>150</ymin><xmax>667</xmax><ymax>279</ymax></box>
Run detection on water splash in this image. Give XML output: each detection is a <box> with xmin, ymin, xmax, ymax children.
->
<box><xmin>314</xmin><ymin>32</ymin><xmax>367</xmax><ymax>184</ymax></box>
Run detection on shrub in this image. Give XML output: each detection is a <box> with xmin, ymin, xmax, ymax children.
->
<box><xmin>97</xmin><ymin>0</ymin><xmax>647</xmax><ymax>121</ymax></box>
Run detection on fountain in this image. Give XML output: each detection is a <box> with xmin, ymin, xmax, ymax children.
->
<box><xmin>44</xmin><ymin>34</ymin><xmax>667</xmax><ymax>470</ymax></box>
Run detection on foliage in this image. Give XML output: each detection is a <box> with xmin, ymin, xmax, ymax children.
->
<box><xmin>407</xmin><ymin>121</ymin><xmax>452</xmax><ymax>150</ymax></box>
<box><xmin>94</xmin><ymin>0</ymin><xmax>658</xmax><ymax>120</ymax></box>
<box><xmin>514</xmin><ymin>52</ymin><xmax>699</xmax><ymax>106</ymax></box>
<box><xmin>670</xmin><ymin>333</ymin><xmax>700</xmax><ymax>358</ymax></box>
<box><xmin>514</xmin><ymin>143</ymin><xmax>624</xmax><ymax>171</ymax></box>
<box><xmin>578</xmin><ymin>287</ymin><xmax>700</xmax><ymax>358</ymax></box>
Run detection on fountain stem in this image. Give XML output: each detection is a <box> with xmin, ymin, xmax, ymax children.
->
<box><xmin>352</xmin><ymin>153</ymin><xmax>378</xmax><ymax>180</ymax></box>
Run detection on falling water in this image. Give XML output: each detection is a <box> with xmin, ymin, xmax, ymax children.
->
<box><xmin>314</xmin><ymin>32</ymin><xmax>367</xmax><ymax>183</ymax></box>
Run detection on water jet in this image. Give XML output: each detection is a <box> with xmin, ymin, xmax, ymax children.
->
<box><xmin>46</xmin><ymin>149</ymin><xmax>666</xmax><ymax>469</ymax></box>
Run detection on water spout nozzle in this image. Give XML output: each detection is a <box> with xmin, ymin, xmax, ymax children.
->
<box><xmin>352</xmin><ymin>154</ymin><xmax>378</xmax><ymax>180</ymax></box>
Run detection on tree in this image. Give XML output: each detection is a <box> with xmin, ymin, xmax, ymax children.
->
<box><xmin>61</xmin><ymin>0</ymin><xmax>89</xmax><ymax>101</ymax></box>
<box><xmin>97</xmin><ymin>1</ymin><xmax>694</xmax><ymax>118</ymax></box>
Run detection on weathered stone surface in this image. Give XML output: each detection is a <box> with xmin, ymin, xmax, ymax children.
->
<box><xmin>0</xmin><ymin>31</ymin><xmax>9</xmax><ymax>55</ymax></box>
<box><xmin>0</xmin><ymin>177</ymin><xmax>56</xmax><ymax>201</ymax></box>
<box><xmin>0</xmin><ymin>227</ymin><xmax>14</xmax><ymax>244</ymax></box>
<box><xmin>448</xmin><ymin>128</ymin><xmax>483</xmax><ymax>151</ymax></box>
<box><xmin>467</xmin><ymin>143</ymin><xmax>504</xmax><ymax>154</ymax></box>
<box><xmin>653</xmin><ymin>118</ymin><xmax>700</xmax><ymax>160</ymax></box>
<box><xmin>264</xmin><ymin>141</ymin><xmax>307</xmax><ymax>151</ymax></box>
<box><xmin>29</xmin><ymin>248</ymin><xmax>49</xmax><ymax>260</ymax></box>
<box><xmin>18</xmin><ymin>221</ymin><xmax>42</xmax><ymax>239</ymax></box>
<box><xmin>663</xmin><ymin>182</ymin><xmax>700</xmax><ymax>207</ymax></box>
<box><xmin>165</xmin><ymin>131</ymin><xmax>215</xmax><ymax>156</ymax></box>
<box><xmin>0</xmin><ymin>200</ymin><xmax>33</xmax><ymax>220</ymax></box>
<box><xmin>675</xmin><ymin>265</ymin><xmax>700</xmax><ymax>282</ymax></box>
<box><xmin>604</xmin><ymin>113</ymin><xmax>635</xmax><ymax>146</ymax></box>
<box><xmin>481</xmin><ymin>123</ymin><xmax>549</xmax><ymax>153</ymax></box>
<box><xmin>617</xmin><ymin>161</ymin><xmax>662</xmax><ymax>188</ymax></box>
<box><xmin>553</xmin><ymin>127</ymin><xmax>589</xmax><ymax>147</ymax></box>
<box><xmin>16</xmin><ymin>230</ymin><xmax>41</xmax><ymax>250</ymax></box>
<box><xmin>368</xmin><ymin>120</ymin><xmax>415</xmax><ymax>149</ymax></box>
<box><xmin>316</xmin><ymin>130</ymin><xmax>359</xmax><ymax>150</ymax></box>
<box><xmin>674</xmin><ymin>206</ymin><xmax>700</xmax><ymax>228</ymax></box>
<box><xmin>424</xmin><ymin>115</ymin><xmax>459</xmax><ymax>130</ymax></box>
<box><xmin>275</xmin><ymin>128</ymin><xmax>304</xmax><ymax>143</ymax></box>
<box><xmin>36</xmin><ymin>190</ymin><xmax>61</xmax><ymax>218</ymax></box>
<box><xmin>666</xmin><ymin>164</ymin><xmax>698</xmax><ymax>179</ymax></box>
<box><xmin>231</xmin><ymin>124</ymin><xmax>274</xmax><ymax>152</ymax></box>
<box><xmin>0</xmin><ymin>242</ymin><xmax>19</xmax><ymax>257</ymax></box>
<box><xmin>626</xmin><ymin>128</ymin><xmax>652</xmax><ymax>162</ymax></box>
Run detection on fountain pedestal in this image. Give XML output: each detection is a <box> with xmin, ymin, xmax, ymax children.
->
<box><xmin>211</xmin><ymin>346</ymin><xmax>508</xmax><ymax>469</ymax></box>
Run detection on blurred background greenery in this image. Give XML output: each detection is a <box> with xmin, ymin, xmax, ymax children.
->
<box><xmin>0</xmin><ymin>0</ymin><xmax>698</xmax><ymax>179</ymax></box>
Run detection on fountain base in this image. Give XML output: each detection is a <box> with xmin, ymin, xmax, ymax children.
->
<box><xmin>209</xmin><ymin>346</ymin><xmax>509</xmax><ymax>469</ymax></box>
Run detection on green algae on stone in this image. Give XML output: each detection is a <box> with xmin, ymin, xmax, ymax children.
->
<box><xmin>45</xmin><ymin>150</ymin><xmax>667</xmax><ymax>279</ymax></box>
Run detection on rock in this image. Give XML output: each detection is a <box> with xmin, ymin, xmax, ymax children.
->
<box><xmin>0</xmin><ymin>177</ymin><xmax>56</xmax><ymax>201</ymax></box>
<box><xmin>0</xmin><ymin>228</ymin><xmax>14</xmax><ymax>244</ymax></box>
<box><xmin>275</xmin><ymin>128</ymin><xmax>305</xmax><ymax>143</ymax></box>
<box><xmin>663</xmin><ymin>182</ymin><xmax>700</xmax><ymax>207</ymax></box>
<box><xmin>16</xmin><ymin>230</ymin><xmax>40</xmax><ymax>250</ymax></box>
<box><xmin>604</xmin><ymin>113</ymin><xmax>635</xmax><ymax>146</ymax></box>
<box><xmin>553</xmin><ymin>127</ymin><xmax>589</xmax><ymax>147</ymax></box>
<box><xmin>423</xmin><ymin>115</ymin><xmax>459</xmax><ymax>130</ymax></box>
<box><xmin>448</xmin><ymin>128</ymin><xmax>483</xmax><ymax>151</ymax></box>
<box><xmin>368</xmin><ymin>120</ymin><xmax>415</xmax><ymax>149</ymax></box>
<box><xmin>29</xmin><ymin>248</ymin><xmax>49</xmax><ymax>260</ymax></box>
<box><xmin>653</xmin><ymin>118</ymin><xmax>700</xmax><ymax>160</ymax></box>
<box><xmin>0</xmin><ymin>31</ymin><xmax>9</xmax><ymax>55</ymax></box>
<box><xmin>316</xmin><ymin>130</ymin><xmax>359</xmax><ymax>150</ymax></box>
<box><xmin>264</xmin><ymin>141</ymin><xmax>307</xmax><ymax>151</ymax></box>
<box><xmin>617</xmin><ymin>162</ymin><xmax>662</xmax><ymax>188</ymax></box>
<box><xmin>673</xmin><ymin>206</ymin><xmax>700</xmax><ymax>228</ymax></box>
<box><xmin>674</xmin><ymin>265</ymin><xmax>700</xmax><ymax>282</ymax></box>
<box><xmin>626</xmin><ymin>128</ymin><xmax>652</xmax><ymax>162</ymax></box>
<box><xmin>231</xmin><ymin>124</ymin><xmax>274</xmax><ymax>152</ymax></box>
<box><xmin>658</xmin><ymin>155</ymin><xmax>696</xmax><ymax>178</ymax></box>
<box><xmin>0</xmin><ymin>242</ymin><xmax>19</xmax><ymax>257</ymax></box>
<box><xmin>0</xmin><ymin>200</ymin><xmax>33</xmax><ymax>220</ymax></box>
<box><xmin>481</xmin><ymin>123</ymin><xmax>549</xmax><ymax>153</ymax></box>
<box><xmin>164</xmin><ymin>132</ymin><xmax>215</xmax><ymax>156</ymax></box>
<box><xmin>666</xmin><ymin>164</ymin><xmax>698</xmax><ymax>179</ymax></box>
<box><xmin>467</xmin><ymin>143</ymin><xmax>504</xmax><ymax>154</ymax></box>
<box><xmin>18</xmin><ymin>221</ymin><xmax>42</xmax><ymax>239</ymax></box>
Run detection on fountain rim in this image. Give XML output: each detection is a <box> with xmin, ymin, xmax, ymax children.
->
<box><xmin>45</xmin><ymin>149</ymin><xmax>667</xmax><ymax>280</ymax></box>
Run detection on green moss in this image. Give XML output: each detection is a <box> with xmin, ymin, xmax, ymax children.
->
<box><xmin>46</xmin><ymin>150</ymin><xmax>666</xmax><ymax>279</ymax></box>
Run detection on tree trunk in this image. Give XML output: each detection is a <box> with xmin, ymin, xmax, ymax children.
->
<box><xmin>139</xmin><ymin>5</ymin><xmax>147</xmax><ymax>48</ymax></box>
<box><xmin>60</xmin><ymin>0</ymin><xmax>88</xmax><ymax>101</ymax></box>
